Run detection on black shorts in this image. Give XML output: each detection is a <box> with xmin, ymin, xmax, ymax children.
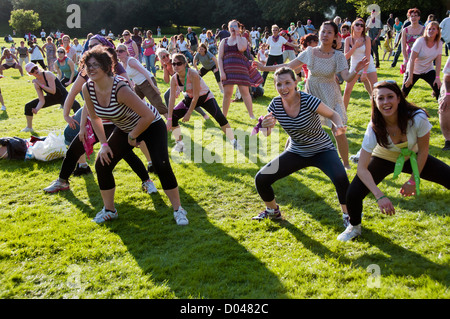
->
<box><xmin>2</xmin><ymin>63</ymin><xmax>16</xmax><ymax>69</ymax></box>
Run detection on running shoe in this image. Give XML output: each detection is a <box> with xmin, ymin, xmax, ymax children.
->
<box><xmin>73</xmin><ymin>164</ymin><xmax>92</xmax><ymax>176</ymax></box>
<box><xmin>1</xmin><ymin>105</ymin><xmax>6</xmax><ymax>111</ymax></box>
<box><xmin>142</xmin><ymin>179</ymin><xmax>158</xmax><ymax>194</ymax></box>
<box><xmin>342</xmin><ymin>213</ymin><xmax>350</xmax><ymax>228</ymax></box>
<box><xmin>174</xmin><ymin>207</ymin><xmax>189</xmax><ymax>225</ymax></box>
<box><xmin>337</xmin><ymin>224</ymin><xmax>361</xmax><ymax>242</ymax></box>
<box><xmin>21</xmin><ymin>127</ymin><xmax>34</xmax><ymax>133</ymax></box>
<box><xmin>92</xmin><ymin>207</ymin><xmax>118</xmax><ymax>224</ymax></box>
<box><xmin>43</xmin><ymin>179</ymin><xmax>70</xmax><ymax>193</ymax></box>
<box><xmin>252</xmin><ymin>206</ymin><xmax>282</xmax><ymax>221</ymax></box>
<box><xmin>231</xmin><ymin>139</ymin><xmax>242</xmax><ymax>151</ymax></box>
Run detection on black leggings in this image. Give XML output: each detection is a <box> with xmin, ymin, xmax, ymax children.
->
<box><xmin>255</xmin><ymin>149</ymin><xmax>349</xmax><ymax>204</ymax></box>
<box><xmin>95</xmin><ymin>119</ymin><xmax>178</xmax><ymax>191</ymax></box>
<box><xmin>60</xmin><ymin>124</ymin><xmax>149</xmax><ymax>183</ymax></box>
<box><xmin>25</xmin><ymin>93</ymin><xmax>81</xmax><ymax>116</ymax></box>
<box><xmin>346</xmin><ymin>155</ymin><xmax>450</xmax><ymax>226</ymax></box>
<box><xmin>171</xmin><ymin>94</ymin><xmax>228</xmax><ymax>128</ymax></box>
<box><xmin>401</xmin><ymin>69</ymin><xmax>440</xmax><ymax>100</ymax></box>
<box><xmin>262</xmin><ymin>54</ymin><xmax>283</xmax><ymax>86</ymax></box>
<box><xmin>199</xmin><ymin>67</ymin><xmax>221</xmax><ymax>83</ymax></box>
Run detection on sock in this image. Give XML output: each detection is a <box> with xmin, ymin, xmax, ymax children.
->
<box><xmin>79</xmin><ymin>163</ymin><xmax>88</xmax><ymax>168</ymax></box>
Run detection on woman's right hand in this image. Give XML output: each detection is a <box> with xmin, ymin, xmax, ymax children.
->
<box><xmin>166</xmin><ymin>119</ymin><xmax>172</xmax><ymax>132</ymax></box>
<box><xmin>261</xmin><ymin>112</ymin><xmax>277</xmax><ymax>129</ymax></box>
<box><xmin>221</xmin><ymin>73</ymin><xmax>227</xmax><ymax>82</ymax></box>
<box><xmin>404</xmin><ymin>73</ymin><xmax>413</xmax><ymax>88</ymax></box>
<box><xmin>64</xmin><ymin>115</ymin><xmax>79</xmax><ymax>130</ymax></box>
<box><xmin>78</xmin><ymin>125</ymin><xmax>87</xmax><ymax>144</ymax></box>
<box><xmin>377</xmin><ymin>196</ymin><xmax>396</xmax><ymax>216</ymax></box>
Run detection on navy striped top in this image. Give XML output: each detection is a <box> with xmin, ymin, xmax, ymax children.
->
<box><xmin>87</xmin><ymin>76</ymin><xmax>161</xmax><ymax>133</ymax></box>
<box><xmin>268</xmin><ymin>92</ymin><xmax>335</xmax><ymax>157</ymax></box>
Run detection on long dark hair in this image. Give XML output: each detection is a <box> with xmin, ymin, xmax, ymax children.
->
<box><xmin>371</xmin><ymin>81</ymin><xmax>429</xmax><ymax>148</ymax></box>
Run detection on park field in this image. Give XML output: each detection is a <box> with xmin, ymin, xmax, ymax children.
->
<box><xmin>0</xmin><ymin>36</ymin><xmax>449</xmax><ymax>300</ymax></box>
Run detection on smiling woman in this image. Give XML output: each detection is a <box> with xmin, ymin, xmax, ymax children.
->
<box><xmin>79</xmin><ymin>46</ymin><xmax>189</xmax><ymax>226</ymax></box>
<box><xmin>339</xmin><ymin>80</ymin><xmax>450</xmax><ymax>241</ymax></box>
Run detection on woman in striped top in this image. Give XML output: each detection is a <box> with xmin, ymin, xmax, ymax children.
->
<box><xmin>81</xmin><ymin>46</ymin><xmax>189</xmax><ymax>226</ymax></box>
<box><xmin>252</xmin><ymin>67</ymin><xmax>350</xmax><ymax>224</ymax></box>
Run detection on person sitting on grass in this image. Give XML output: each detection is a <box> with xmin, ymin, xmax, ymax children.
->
<box><xmin>338</xmin><ymin>80</ymin><xmax>450</xmax><ymax>242</ymax></box>
<box><xmin>252</xmin><ymin>67</ymin><xmax>350</xmax><ymax>224</ymax></box>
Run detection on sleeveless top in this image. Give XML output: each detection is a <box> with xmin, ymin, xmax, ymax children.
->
<box><xmin>57</xmin><ymin>57</ymin><xmax>77</xmax><ymax>79</ymax></box>
<box><xmin>124</xmin><ymin>40</ymin><xmax>136</xmax><ymax>58</ymax></box>
<box><xmin>125</xmin><ymin>57</ymin><xmax>152</xmax><ymax>86</ymax></box>
<box><xmin>40</xmin><ymin>72</ymin><xmax>67</xmax><ymax>99</ymax></box>
<box><xmin>176</xmin><ymin>68</ymin><xmax>212</xmax><ymax>99</ymax></box>
<box><xmin>405</xmin><ymin>26</ymin><xmax>425</xmax><ymax>57</ymax></box>
<box><xmin>87</xmin><ymin>76</ymin><xmax>161</xmax><ymax>133</ymax></box>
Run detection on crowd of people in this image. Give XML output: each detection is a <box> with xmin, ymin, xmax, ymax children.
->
<box><xmin>0</xmin><ymin>8</ymin><xmax>449</xmax><ymax>242</ymax></box>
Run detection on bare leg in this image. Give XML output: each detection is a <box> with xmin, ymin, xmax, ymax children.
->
<box><xmin>100</xmin><ymin>188</ymin><xmax>116</xmax><ymax>212</ymax></box>
<box><xmin>333</xmin><ymin>127</ymin><xmax>350</xmax><ymax>169</ymax></box>
<box><xmin>164</xmin><ymin>187</ymin><xmax>181</xmax><ymax>210</ymax></box>
<box><xmin>343</xmin><ymin>76</ymin><xmax>358</xmax><ymax>111</ymax></box>
<box><xmin>222</xmin><ymin>84</ymin><xmax>234</xmax><ymax>117</ymax></box>
<box><xmin>238</xmin><ymin>85</ymin><xmax>255</xmax><ymax>119</ymax></box>
<box><xmin>25</xmin><ymin>115</ymin><xmax>33</xmax><ymax>129</ymax></box>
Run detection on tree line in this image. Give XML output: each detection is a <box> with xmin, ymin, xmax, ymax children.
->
<box><xmin>2</xmin><ymin>0</ymin><xmax>448</xmax><ymax>37</ymax></box>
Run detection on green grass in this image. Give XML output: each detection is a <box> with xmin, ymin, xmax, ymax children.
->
<box><xmin>0</xmin><ymin>36</ymin><xmax>449</xmax><ymax>299</ymax></box>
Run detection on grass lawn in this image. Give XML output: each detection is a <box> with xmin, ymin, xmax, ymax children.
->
<box><xmin>0</xmin><ymin>36</ymin><xmax>449</xmax><ymax>300</ymax></box>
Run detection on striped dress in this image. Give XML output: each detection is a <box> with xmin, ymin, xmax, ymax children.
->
<box><xmin>222</xmin><ymin>38</ymin><xmax>252</xmax><ymax>86</ymax></box>
<box><xmin>87</xmin><ymin>76</ymin><xmax>161</xmax><ymax>133</ymax></box>
<box><xmin>267</xmin><ymin>92</ymin><xmax>335</xmax><ymax>157</ymax></box>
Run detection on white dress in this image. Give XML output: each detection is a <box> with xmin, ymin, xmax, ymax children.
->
<box><xmin>349</xmin><ymin>41</ymin><xmax>376</xmax><ymax>74</ymax></box>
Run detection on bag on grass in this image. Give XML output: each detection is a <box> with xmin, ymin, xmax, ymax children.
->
<box><xmin>0</xmin><ymin>137</ymin><xmax>28</xmax><ymax>160</ymax></box>
<box><xmin>28</xmin><ymin>132</ymin><xmax>67</xmax><ymax>161</ymax></box>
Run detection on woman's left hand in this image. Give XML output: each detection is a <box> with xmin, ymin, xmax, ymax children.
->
<box><xmin>400</xmin><ymin>180</ymin><xmax>416</xmax><ymax>197</ymax></box>
<box><xmin>355</xmin><ymin>57</ymin><xmax>369</xmax><ymax>73</ymax></box>
<box><xmin>32</xmin><ymin>107</ymin><xmax>40</xmax><ymax>114</ymax></box>
<box><xmin>97</xmin><ymin>144</ymin><xmax>114</xmax><ymax>166</ymax></box>
<box><xmin>433</xmin><ymin>77</ymin><xmax>442</xmax><ymax>90</ymax></box>
<box><xmin>182</xmin><ymin>111</ymin><xmax>192</xmax><ymax>123</ymax></box>
<box><xmin>334</xmin><ymin>125</ymin><xmax>347</xmax><ymax>136</ymax></box>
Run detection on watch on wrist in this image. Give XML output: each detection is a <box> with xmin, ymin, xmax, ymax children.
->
<box><xmin>128</xmin><ymin>134</ymin><xmax>136</xmax><ymax>141</ymax></box>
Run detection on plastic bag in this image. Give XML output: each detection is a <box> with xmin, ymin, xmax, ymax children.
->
<box><xmin>28</xmin><ymin>132</ymin><xmax>67</xmax><ymax>161</ymax></box>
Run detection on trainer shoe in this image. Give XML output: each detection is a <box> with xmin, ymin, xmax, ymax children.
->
<box><xmin>174</xmin><ymin>207</ymin><xmax>189</xmax><ymax>225</ymax></box>
<box><xmin>142</xmin><ymin>179</ymin><xmax>158</xmax><ymax>194</ymax></box>
<box><xmin>1</xmin><ymin>105</ymin><xmax>6</xmax><ymax>111</ymax></box>
<box><xmin>231</xmin><ymin>139</ymin><xmax>242</xmax><ymax>151</ymax></box>
<box><xmin>92</xmin><ymin>207</ymin><xmax>118</xmax><ymax>224</ymax></box>
<box><xmin>21</xmin><ymin>127</ymin><xmax>34</xmax><ymax>133</ymax></box>
<box><xmin>72</xmin><ymin>163</ymin><xmax>92</xmax><ymax>176</ymax></box>
<box><xmin>337</xmin><ymin>224</ymin><xmax>361</xmax><ymax>242</ymax></box>
<box><xmin>173</xmin><ymin>140</ymin><xmax>184</xmax><ymax>152</ymax></box>
<box><xmin>342</xmin><ymin>213</ymin><xmax>350</xmax><ymax>228</ymax></box>
<box><xmin>443</xmin><ymin>140</ymin><xmax>450</xmax><ymax>151</ymax></box>
<box><xmin>43</xmin><ymin>179</ymin><xmax>70</xmax><ymax>193</ymax></box>
<box><xmin>252</xmin><ymin>205</ymin><xmax>282</xmax><ymax>221</ymax></box>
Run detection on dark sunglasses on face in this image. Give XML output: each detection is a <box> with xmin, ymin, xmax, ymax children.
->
<box><xmin>172</xmin><ymin>61</ymin><xmax>184</xmax><ymax>66</ymax></box>
<box><xmin>116</xmin><ymin>49</ymin><xmax>126</xmax><ymax>53</ymax></box>
<box><xmin>30</xmin><ymin>67</ymin><xmax>38</xmax><ymax>73</ymax></box>
<box><xmin>123</xmin><ymin>33</ymin><xmax>130</xmax><ymax>36</ymax></box>
<box><xmin>86</xmin><ymin>62</ymin><xmax>101</xmax><ymax>70</ymax></box>
<box><xmin>57</xmin><ymin>51</ymin><xmax>65</xmax><ymax>54</ymax></box>
<box><xmin>354</xmin><ymin>23</ymin><xmax>364</xmax><ymax>27</ymax></box>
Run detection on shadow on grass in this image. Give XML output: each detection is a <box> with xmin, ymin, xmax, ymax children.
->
<box><xmin>98</xmin><ymin>187</ymin><xmax>288</xmax><ymax>299</ymax></box>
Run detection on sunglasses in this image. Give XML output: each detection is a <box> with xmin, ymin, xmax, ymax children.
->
<box><xmin>30</xmin><ymin>67</ymin><xmax>38</xmax><ymax>74</ymax></box>
<box><xmin>57</xmin><ymin>51</ymin><xmax>65</xmax><ymax>54</ymax></box>
<box><xmin>85</xmin><ymin>62</ymin><xmax>101</xmax><ymax>70</ymax></box>
<box><xmin>354</xmin><ymin>23</ymin><xmax>364</xmax><ymax>27</ymax></box>
<box><xmin>373</xmin><ymin>80</ymin><xmax>397</xmax><ymax>88</ymax></box>
<box><xmin>123</xmin><ymin>33</ymin><xmax>130</xmax><ymax>36</ymax></box>
<box><xmin>116</xmin><ymin>49</ymin><xmax>126</xmax><ymax>53</ymax></box>
<box><xmin>161</xmin><ymin>54</ymin><xmax>169</xmax><ymax>59</ymax></box>
<box><xmin>172</xmin><ymin>61</ymin><xmax>184</xmax><ymax>66</ymax></box>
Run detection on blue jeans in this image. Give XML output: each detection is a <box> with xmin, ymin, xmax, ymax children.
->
<box><xmin>182</xmin><ymin>50</ymin><xmax>193</xmax><ymax>63</ymax></box>
<box><xmin>144</xmin><ymin>54</ymin><xmax>156</xmax><ymax>75</ymax></box>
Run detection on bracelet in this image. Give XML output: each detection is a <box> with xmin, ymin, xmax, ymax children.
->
<box><xmin>376</xmin><ymin>195</ymin><xmax>387</xmax><ymax>202</ymax></box>
<box><xmin>167</xmin><ymin>117</ymin><xmax>172</xmax><ymax>120</ymax></box>
<box><xmin>446</xmin><ymin>93</ymin><xmax>450</xmax><ymax>96</ymax></box>
<box><xmin>407</xmin><ymin>178</ymin><xmax>416</xmax><ymax>186</ymax></box>
<box><xmin>101</xmin><ymin>143</ymin><xmax>109</xmax><ymax>148</ymax></box>
<box><xmin>436</xmin><ymin>76</ymin><xmax>440</xmax><ymax>79</ymax></box>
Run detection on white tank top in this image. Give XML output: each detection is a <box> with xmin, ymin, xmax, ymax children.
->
<box><xmin>125</xmin><ymin>57</ymin><xmax>153</xmax><ymax>86</ymax></box>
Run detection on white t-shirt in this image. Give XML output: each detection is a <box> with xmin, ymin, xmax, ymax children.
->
<box><xmin>443</xmin><ymin>57</ymin><xmax>450</xmax><ymax>75</ymax></box>
<box><xmin>29</xmin><ymin>46</ymin><xmax>44</xmax><ymax>60</ymax></box>
<box><xmin>440</xmin><ymin>17</ymin><xmax>450</xmax><ymax>43</ymax></box>
<box><xmin>177</xmin><ymin>40</ymin><xmax>189</xmax><ymax>52</ymax></box>
<box><xmin>408</xmin><ymin>37</ymin><xmax>443</xmax><ymax>74</ymax></box>
<box><xmin>125</xmin><ymin>57</ymin><xmax>153</xmax><ymax>86</ymax></box>
<box><xmin>267</xmin><ymin>36</ymin><xmax>287</xmax><ymax>56</ymax></box>
<box><xmin>199</xmin><ymin>33</ymin><xmax>207</xmax><ymax>44</ymax></box>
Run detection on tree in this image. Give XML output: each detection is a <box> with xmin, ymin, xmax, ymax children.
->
<box><xmin>9</xmin><ymin>9</ymin><xmax>41</xmax><ymax>34</ymax></box>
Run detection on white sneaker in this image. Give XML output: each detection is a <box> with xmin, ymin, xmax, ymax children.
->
<box><xmin>142</xmin><ymin>179</ymin><xmax>158</xmax><ymax>194</ymax></box>
<box><xmin>342</xmin><ymin>213</ymin><xmax>350</xmax><ymax>228</ymax></box>
<box><xmin>231</xmin><ymin>139</ymin><xmax>242</xmax><ymax>151</ymax></box>
<box><xmin>21</xmin><ymin>127</ymin><xmax>34</xmax><ymax>132</ymax></box>
<box><xmin>174</xmin><ymin>207</ymin><xmax>189</xmax><ymax>225</ymax></box>
<box><xmin>1</xmin><ymin>105</ymin><xmax>5</xmax><ymax>111</ymax></box>
<box><xmin>337</xmin><ymin>224</ymin><xmax>361</xmax><ymax>242</ymax></box>
<box><xmin>92</xmin><ymin>207</ymin><xmax>118</xmax><ymax>224</ymax></box>
<box><xmin>173</xmin><ymin>140</ymin><xmax>184</xmax><ymax>152</ymax></box>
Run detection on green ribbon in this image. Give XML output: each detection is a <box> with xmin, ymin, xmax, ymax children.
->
<box><xmin>392</xmin><ymin>148</ymin><xmax>420</xmax><ymax>195</ymax></box>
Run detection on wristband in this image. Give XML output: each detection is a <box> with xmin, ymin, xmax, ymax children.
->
<box><xmin>128</xmin><ymin>133</ymin><xmax>136</xmax><ymax>141</ymax></box>
<box><xmin>446</xmin><ymin>93</ymin><xmax>450</xmax><ymax>96</ymax></box>
<box><xmin>376</xmin><ymin>195</ymin><xmax>387</xmax><ymax>202</ymax></box>
<box><xmin>101</xmin><ymin>143</ymin><xmax>109</xmax><ymax>148</ymax></box>
<box><xmin>436</xmin><ymin>76</ymin><xmax>440</xmax><ymax>79</ymax></box>
<box><xmin>167</xmin><ymin>117</ymin><xmax>172</xmax><ymax>120</ymax></box>
<box><xmin>363</xmin><ymin>71</ymin><xmax>367</xmax><ymax>74</ymax></box>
